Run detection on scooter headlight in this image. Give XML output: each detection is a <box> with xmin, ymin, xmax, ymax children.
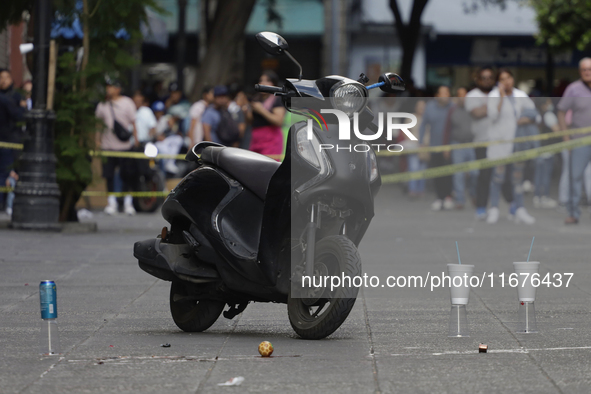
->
<box><xmin>330</xmin><ymin>81</ymin><xmax>368</xmax><ymax>116</ymax></box>
<box><xmin>296</xmin><ymin>126</ymin><xmax>320</xmax><ymax>169</ymax></box>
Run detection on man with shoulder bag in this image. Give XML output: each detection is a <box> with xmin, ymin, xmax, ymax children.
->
<box><xmin>95</xmin><ymin>77</ymin><xmax>139</xmax><ymax>215</ymax></box>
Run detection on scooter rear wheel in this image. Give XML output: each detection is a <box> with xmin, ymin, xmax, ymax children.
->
<box><xmin>169</xmin><ymin>281</ymin><xmax>225</xmax><ymax>332</ymax></box>
<box><xmin>288</xmin><ymin>235</ymin><xmax>361</xmax><ymax>340</ymax></box>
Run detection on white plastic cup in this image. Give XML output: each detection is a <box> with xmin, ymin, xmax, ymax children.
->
<box><xmin>447</xmin><ymin>264</ymin><xmax>474</xmax><ymax>305</ymax></box>
<box><xmin>513</xmin><ymin>261</ymin><xmax>539</xmax><ymax>302</ymax></box>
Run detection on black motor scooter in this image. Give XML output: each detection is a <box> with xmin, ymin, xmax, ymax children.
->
<box><xmin>133</xmin><ymin>32</ymin><xmax>405</xmax><ymax>339</ymax></box>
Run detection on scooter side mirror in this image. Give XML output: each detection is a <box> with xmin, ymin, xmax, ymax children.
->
<box><xmin>256</xmin><ymin>32</ymin><xmax>289</xmax><ymax>56</ymax></box>
<box><xmin>378</xmin><ymin>73</ymin><xmax>405</xmax><ymax>93</ymax></box>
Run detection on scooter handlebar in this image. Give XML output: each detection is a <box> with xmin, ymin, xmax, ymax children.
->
<box><xmin>254</xmin><ymin>84</ymin><xmax>284</xmax><ymax>94</ymax></box>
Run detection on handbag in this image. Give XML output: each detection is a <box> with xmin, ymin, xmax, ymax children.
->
<box><xmin>109</xmin><ymin>101</ymin><xmax>133</xmax><ymax>142</ymax></box>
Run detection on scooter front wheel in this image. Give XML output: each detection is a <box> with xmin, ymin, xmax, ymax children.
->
<box><xmin>169</xmin><ymin>281</ymin><xmax>225</xmax><ymax>332</ymax></box>
<box><xmin>288</xmin><ymin>235</ymin><xmax>361</xmax><ymax>340</ymax></box>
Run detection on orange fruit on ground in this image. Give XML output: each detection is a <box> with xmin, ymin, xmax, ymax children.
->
<box><xmin>258</xmin><ymin>341</ymin><xmax>274</xmax><ymax>357</ymax></box>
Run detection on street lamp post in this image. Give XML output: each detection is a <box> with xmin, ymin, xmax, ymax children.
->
<box><xmin>11</xmin><ymin>0</ymin><xmax>61</xmax><ymax>230</ymax></box>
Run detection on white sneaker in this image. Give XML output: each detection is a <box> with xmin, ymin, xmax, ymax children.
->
<box><xmin>522</xmin><ymin>180</ymin><xmax>533</xmax><ymax>193</ymax></box>
<box><xmin>540</xmin><ymin>196</ymin><xmax>557</xmax><ymax>209</ymax></box>
<box><xmin>486</xmin><ymin>207</ymin><xmax>500</xmax><ymax>224</ymax></box>
<box><xmin>533</xmin><ymin>196</ymin><xmax>541</xmax><ymax>208</ymax></box>
<box><xmin>123</xmin><ymin>195</ymin><xmax>136</xmax><ymax>216</ymax></box>
<box><xmin>6</xmin><ymin>207</ymin><xmax>12</xmax><ymax>217</ymax></box>
<box><xmin>514</xmin><ymin>207</ymin><xmax>535</xmax><ymax>225</ymax></box>
<box><xmin>124</xmin><ymin>204</ymin><xmax>136</xmax><ymax>216</ymax></box>
<box><xmin>104</xmin><ymin>204</ymin><xmax>117</xmax><ymax>215</ymax></box>
<box><xmin>431</xmin><ymin>199</ymin><xmax>443</xmax><ymax>211</ymax></box>
<box><xmin>443</xmin><ymin>197</ymin><xmax>455</xmax><ymax>210</ymax></box>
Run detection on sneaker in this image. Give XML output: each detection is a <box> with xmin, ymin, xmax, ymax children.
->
<box><xmin>475</xmin><ymin>207</ymin><xmax>487</xmax><ymax>220</ymax></box>
<box><xmin>486</xmin><ymin>207</ymin><xmax>500</xmax><ymax>224</ymax></box>
<box><xmin>104</xmin><ymin>204</ymin><xmax>117</xmax><ymax>215</ymax></box>
<box><xmin>540</xmin><ymin>196</ymin><xmax>557</xmax><ymax>209</ymax></box>
<box><xmin>6</xmin><ymin>207</ymin><xmax>12</xmax><ymax>217</ymax></box>
<box><xmin>431</xmin><ymin>199</ymin><xmax>443</xmax><ymax>211</ymax></box>
<box><xmin>443</xmin><ymin>197</ymin><xmax>455</xmax><ymax>210</ymax></box>
<box><xmin>564</xmin><ymin>216</ymin><xmax>579</xmax><ymax>225</ymax></box>
<box><xmin>522</xmin><ymin>180</ymin><xmax>533</xmax><ymax>193</ymax></box>
<box><xmin>514</xmin><ymin>207</ymin><xmax>535</xmax><ymax>225</ymax></box>
<box><xmin>124</xmin><ymin>204</ymin><xmax>136</xmax><ymax>216</ymax></box>
<box><xmin>533</xmin><ymin>196</ymin><xmax>541</xmax><ymax>208</ymax></box>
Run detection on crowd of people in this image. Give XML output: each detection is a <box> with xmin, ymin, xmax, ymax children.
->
<box><xmin>94</xmin><ymin>70</ymin><xmax>286</xmax><ymax>216</ymax></box>
<box><xmin>395</xmin><ymin>58</ymin><xmax>591</xmax><ymax>225</ymax></box>
<box><xmin>3</xmin><ymin>60</ymin><xmax>591</xmax><ymax>226</ymax></box>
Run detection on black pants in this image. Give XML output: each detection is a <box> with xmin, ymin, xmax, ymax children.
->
<box><xmin>102</xmin><ymin>154</ymin><xmax>139</xmax><ymax>193</ymax></box>
<box><xmin>430</xmin><ymin>152</ymin><xmax>452</xmax><ymax>200</ymax></box>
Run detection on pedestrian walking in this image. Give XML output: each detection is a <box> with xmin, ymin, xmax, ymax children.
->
<box><xmin>486</xmin><ymin>69</ymin><xmax>536</xmax><ymax>224</ymax></box>
<box><xmin>558</xmin><ymin>57</ymin><xmax>591</xmax><ymax>224</ymax></box>
<box><xmin>248</xmin><ymin>71</ymin><xmax>286</xmax><ymax>156</ymax></box>
<box><xmin>202</xmin><ymin>85</ymin><xmax>241</xmax><ymax>146</ymax></box>
<box><xmin>95</xmin><ymin>77</ymin><xmax>139</xmax><ymax>216</ymax></box>
<box><xmin>465</xmin><ymin>67</ymin><xmax>495</xmax><ymax>219</ymax></box>
<box><xmin>188</xmin><ymin>86</ymin><xmax>213</xmax><ymax>146</ymax></box>
<box><xmin>0</xmin><ymin>69</ymin><xmax>25</xmax><ymax>211</ymax></box>
<box><xmin>442</xmin><ymin>87</ymin><xmax>478</xmax><ymax>209</ymax></box>
<box><xmin>133</xmin><ymin>91</ymin><xmax>157</xmax><ymax>144</ymax></box>
<box><xmin>419</xmin><ymin>85</ymin><xmax>454</xmax><ymax>210</ymax></box>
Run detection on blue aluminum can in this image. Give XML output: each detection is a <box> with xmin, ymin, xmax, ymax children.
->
<box><xmin>39</xmin><ymin>281</ymin><xmax>57</xmax><ymax>319</ymax></box>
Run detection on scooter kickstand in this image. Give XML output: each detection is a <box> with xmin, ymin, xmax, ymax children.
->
<box><xmin>223</xmin><ymin>302</ymin><xmax>249</xmax><ymax>319</ymax></box>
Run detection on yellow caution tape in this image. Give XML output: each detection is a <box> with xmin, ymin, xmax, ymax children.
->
<box><xmin>81</xmin><ymin>190</ymin><xmax>170</xmax><ymax>197</ymax></box>
<box><xmin>381</xmin><ymin>134</ymin><xmax>591</xmax><ymax>184</ymax></box>
<box><xmin>0</xmin><ymin>142</ymin><xmax>285</xmax><ymax>161</ymax></box>
<box><xmin>0</xmin><ymin>187</ymin><xmax>169</xmax><ymax>197</ymax></box>
<box><xmin>377</xmin><ymin>126</ymin><xmax>591</xmax><ymax>156</ymax></box>
<box><xmin>0</xmin><ymin>141</ymin><xmax>24</xmax><ymax>150</ymax></box>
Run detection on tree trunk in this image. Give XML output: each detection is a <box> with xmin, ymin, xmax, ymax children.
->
<box><xmin>190</xmin><ymin>0</ymin><xmax>256</xmax><ymax>101</ymax></box>
<box><xmin>389</xmin><ymin>0</ymin><xmax>428</xmax><ymax>81</ymax></box>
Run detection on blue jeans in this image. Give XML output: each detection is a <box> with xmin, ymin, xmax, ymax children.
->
<box><xmin>567</xmin><ymin>145</ymin><xmax>591</xmax><ymax>219</ymax></box>
<box><xmin>534</xmin><ymin>154</ymin><xmax>554</xmax><ymax>198</ymax></box>
<box><xmin>490</xmin><ymin>162</ymin><xmax>524</xmax><ymax>209</ymax></box>
<box><xmin>6</xmin><ymin>176</ymin><xmax>15</xmax><ymax>210</ymax></box>
<box><xmin>407</xmin><ymin>154</ymin><xmax>426</xmax><ymax>194</ymax></box>
<box><xmin>451</xmin><ymin>143</ymin><xmax>478</xmax><ymax>204</ymax></box>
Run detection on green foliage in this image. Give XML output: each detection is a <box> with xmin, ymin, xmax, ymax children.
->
<box><xmin>53</xmin><ymin>51</ymin><xmax>95</xmax><ymax>196</ymax></box>
<box><xmin>531</xmin><ymin>0</ymin><xmax>591</xmax><ymax>51</ymax></box>
<box><xmin>52</xmin><ymin>0</ymin><xmax>163</xmax><ymax>213</ymax></box>
<box><xmin>3</xmin><ymin>0</ymin><xmax>165</xmax><ymax>218</ymax></box>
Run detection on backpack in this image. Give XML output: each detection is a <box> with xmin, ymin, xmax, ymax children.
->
<box><xmin>216</xmin><ymin>109</ymin><xmax>240</xmax><ymax>145</ymax></box>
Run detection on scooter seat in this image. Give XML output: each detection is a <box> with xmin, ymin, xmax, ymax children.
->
<box><xmin>200</xmin><ymin>146</ymin><xmax>280</xmax><ymax>200</ymax></box>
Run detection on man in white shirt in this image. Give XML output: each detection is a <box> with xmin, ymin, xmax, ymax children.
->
<box><xmin>465</xmin><ymin>67</ymin><xmax>495</xmax><ymax>219</ymax></box>
<box><xmin>188</xmin><ymin>86</ymin><xmax>213</xmax><ymax>146</ymax></box>
<box><xmin>132</xmin><ymin>91</ymin><xmax>157</xmax><ymax>143</ymax></box>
